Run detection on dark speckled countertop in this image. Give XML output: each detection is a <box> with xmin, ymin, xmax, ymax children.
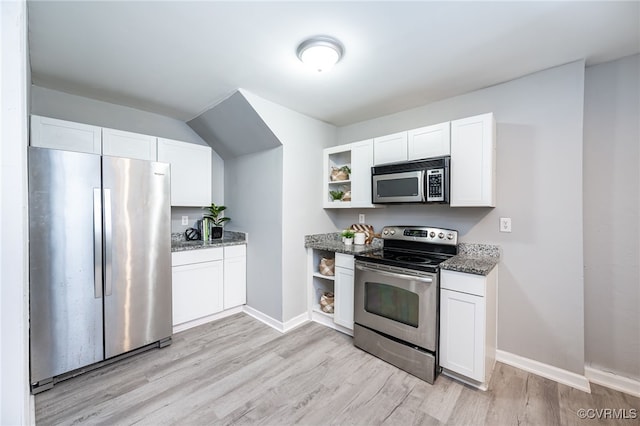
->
<box><xmin>305</xmin><ymin>233</ymin><xmax>499</xmax><ymax>276</ymax></box>
<box><xmin>304</xmin><ymin>232</ymin><xmax>382</xmax><ymax>255</ymax></box>
<box><xmin>440</xmin><ymin>243</ymin><xmax>500</xmax><ymax>276</ymax></box>
<box><xmin>171</xmin><ymin>231</ymin><xmax>246</xmax><ymax>252</ymax></box>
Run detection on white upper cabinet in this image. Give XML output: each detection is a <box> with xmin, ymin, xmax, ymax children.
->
<box><xmin>102</xmin><ymin>128</ymin><xmax>157</xmax><ymax>161</ymax></box>
<box><xmin>323</xmin><ymin>141</ymin><xmax>378</xmax><ymax>209</ymax></box>
<box><xmin>450</xmin><ymin>113</ymin><xmax>496</xmax><ymax>207</ymax></box>
<box><xmin>373</xmin><ymin>132</ymin><xmax>408</xmax><ymax>165</ymax></box>
<box><xmin>373</xmin><ymin>122</ymin><xmax>450</xmax><ymax>165</ymax></box>
<box><xmin>30</xmin><ymin>115</ymin><xmax>101</xmax><ymax>154</ymax></box>
<box><xmin>157</xmin><ymin>137</ymin><xmax>212</xmax><ymax>207</ymax></box>
<box><xmin>407</xmin><ymin>122</ymin><xmax>450</xmax><ymax>160</ymax></box>
<box><xmin>349</xmin><ymin>139</ymin><xmax>375</xmax><ymax>208</ymax></box>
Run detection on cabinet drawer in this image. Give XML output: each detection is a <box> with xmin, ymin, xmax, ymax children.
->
<box><xmin>224</xmin><ymin>244</ymin><xmax>246</xmax><ymax>259</ymax></box>
<box><xmin>172</xmin><ymin>248</ymin><xmax>223</xmax><ymax>266</ymax></box>
<box><xmin>441</xmin><ymin>269</ymin><xmax>486</xmax><ymax>297</ymax></box>
<box><xmin>335</xmin><ymin>253</ymin><xmax>354</xmax><ymax>270</ymax></box>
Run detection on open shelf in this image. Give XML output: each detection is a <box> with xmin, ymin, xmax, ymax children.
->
<box><xmin>312</xmin><ymin>304</ymin><xmax>334</xmax><ymax>318</ymax></box>
<box><xmin>313</xmin><ymin>272</ymin><xmax>335</xmax><ymax>281</ymax></box>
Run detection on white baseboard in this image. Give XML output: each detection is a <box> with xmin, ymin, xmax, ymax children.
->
<box><xmin>585</xmin><ymin>366</ymin><xmax>640</xmax><ymax>398</ymax></box>
<box><xmin>496</xmin><ymin>349</ymin><xmax>591</xmax><ymax>393</ymax></box>
<box><xmin>282</xmin><ymin>312</ymin><xmax>311</xmax><ymax>333</ymax></box>
<box><xmin>173</xmin><ymin>306</ymin><xmax>243</xmax><ymax>334</ymax></box>
<box><xmin>242</xmin><ymin>305</ymin><xmax>310</xmax><ymax>333</ymax></box>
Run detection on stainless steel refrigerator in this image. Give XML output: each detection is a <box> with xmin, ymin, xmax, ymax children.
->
<box><xmin>28</xmin><ymin>146</ymin><xmax>172</xmax><ymax>393</ymax></box>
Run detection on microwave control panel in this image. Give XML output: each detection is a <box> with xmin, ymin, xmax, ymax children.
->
<box><xmin>426</xmin><ymin>168</ymin><xmax>444</xmax><ymax>202</ymax></box>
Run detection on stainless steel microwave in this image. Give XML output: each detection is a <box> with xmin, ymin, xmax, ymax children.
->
<box><xmin>371</xmin><ymin>156</ymin><xmax>450</xmax><ymax>204</ymax></box>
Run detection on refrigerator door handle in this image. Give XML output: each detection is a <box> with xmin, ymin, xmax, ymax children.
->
<box><xmin>104</xmin><ymin>188</ymin><xmax>113</xmax><ymax>296</ymax></box>
<box><xmin>93</xmin><ymin>188</ymin><xmax>103</xmax><ymax>299</ymax></box>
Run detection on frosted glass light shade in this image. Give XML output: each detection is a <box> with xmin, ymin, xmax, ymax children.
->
<box><xmin>297</xmin><ymin>37</ymin><xmax>343</xmax><ymax>72</ymax></box>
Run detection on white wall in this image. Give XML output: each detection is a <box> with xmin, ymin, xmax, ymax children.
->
<box><xmin>1</xmin><ymin>0</ymin><xmax>33</xmax><ymax>423</ymax></box>
<box><xmin>240</xmin><ymin>90</ymin><xmax>337</xmax><ymax>323</ymax></box>
<box><xmin>31</xmin><ymin>85</ymin><xmax>209</xmax><ymax>146</ymax></box>
<box><xmin>583</xmin><ymin>54</ymin><xmax>639</xmax><ymax>381</ymax></box>
<box><xmin>225</xmin><ymin>148</ymin><xmax>284</xmax><ymax>320</ymax></box>
<box><xmin>335</xmin><ymin>61</ymin><xmax>587</xmax><ymax>374</ymax></box>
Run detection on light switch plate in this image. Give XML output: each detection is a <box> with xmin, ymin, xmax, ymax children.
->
<box><xmin>182</xmin><ymin>216</ymin><xmax>189</xmax><ymax>226</ymax></box>
<box><xmin>359</xmin><ymin>214</ymin><xmax>366</xmax><ymax>224</ymax></box>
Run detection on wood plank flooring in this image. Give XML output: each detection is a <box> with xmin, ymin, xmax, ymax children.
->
<box><xmin>35</xmin><ymin>313</ymin><xmax>639</xmax><ymax>425</ymax></box>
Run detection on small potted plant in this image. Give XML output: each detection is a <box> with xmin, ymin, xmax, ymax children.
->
<box><xmin>329</xmin><ymin>190</ymin><xmax>344</xmax><ymax>202</ymax></box>
<box><xmin>341</xmin><ymin>229</ymin><xmax>355</xmax><ymax>245</ymax></box>
<box><xmin>203</xmin><ymin>203</ymin><xmax>230</xmax><ymax>240</ymax></box>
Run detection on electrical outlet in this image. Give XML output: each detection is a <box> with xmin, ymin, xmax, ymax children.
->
<box><xmin>181</xmin><ymin>215</ymin><xmax>189</xmax><ymax>226</ymax></box>
<box><xmin>499</xmin><ymin>217</ymin><xmax>512</xmax><ymax>233</ymax></box>
<box><xmin>359</xmin><ymin>214</ymin><xmax>366</xmax><ymax>224</ymax></box>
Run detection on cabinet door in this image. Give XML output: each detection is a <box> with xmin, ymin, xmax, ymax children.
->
<box><xmin>408</xmin><ymin>122</ymin><xmax>450</xmax><ymax>160</ymax></box>
<box><xmin>224</xmin><ymin>246</ymin><xmax>247</xmax><ymax>309</ymax></box>
<box><xmin>172</xmin><ymin>260</ymin><xmax>223</xmax><ymax>325</ymax></box>
<box><xmin>30</xmin><ymin>115</ymin><xmax>101</xmax><ymax>154</ymax></box>
<box><xmin>334</xmin><ymin>266</ymin><xmax>354</xmax><ymax>330</ymax></box>
<box><xmin>350</xmin><ymin>139</ymin><xmax>374</xmax><ymax>207</ymax></box>
<box><xmin>373</xmin><ymin>132</ymin><xmax>408</xmax><ymax>165</ymax></box>
<box><xmin>102</xmin><ymin>128</ymin><xmax>157</xmax><ymax>161</ymax></box>
<box><xmin>157</xmin><ymin>138</ymin><xmax>212</xmax><ymax>206</ymax></box>
<box><xmin>450</xmin><ymin>113</ymin><xmax>496</xmax><ymax>207</ymax></box>
<box><xmin>440</xmin><ymin>288</ymin><xmax>485</xmax><ymax>381</ymax></box>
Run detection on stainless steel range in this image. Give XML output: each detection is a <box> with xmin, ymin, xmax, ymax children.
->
<box><xmin>353</xmin><ymin>225</ymin><xmax>458</xmax><ymax>384</ymax></box>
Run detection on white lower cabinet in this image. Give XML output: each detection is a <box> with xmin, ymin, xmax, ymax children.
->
<box><xmin>172</xmin><ymin>248</ymin><xmax>224</xmax><ymax>326</ymax></box>
<box><xmin>171</xmin><ymin>245</ymin><xmax>247</xmax><ymax>329</ymax></box>
<box><xmin>439</xmin><ymin>268</ymin><xmax>497</xmax><ymax>389</ymax></box>
<box><xmin>308</xmin><ymin>249</ymin><xmax>354</xmax><ymax>334</ymax></box>
<box><xmin>223</xmin><ymin>245</ymin><xmax>247</xmax><ymax>309</ymax></box>
<box><xmin>334</xmin><ymin>253</ymin><xmax>354</xmax><ymax>330</ymax></box>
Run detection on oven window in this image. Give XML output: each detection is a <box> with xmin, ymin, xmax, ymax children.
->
<box><xmin>377</xmin><ymin>178</ymin><xmax>419</xmax><ymax>197</ymax></box>
<box><xmin>364</xmin><ymin>282</ymin><xmax>419</xmax><ymax>327</ymax></box>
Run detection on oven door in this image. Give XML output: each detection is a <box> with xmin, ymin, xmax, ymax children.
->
<box><xmin>372</xmin><ymin>170</ymin><xmax>424</xmax><ymax>203</ymax></box>
<box><xmin>354</xmin><ymin>261</ymin><xmax>438</xmax><ymax>351</ymax></box>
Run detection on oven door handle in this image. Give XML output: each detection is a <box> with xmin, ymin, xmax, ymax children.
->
<box><xmin>356</xmin><ymin>264</ymin><xmax>434</xmax><ymax>283</ymax></box>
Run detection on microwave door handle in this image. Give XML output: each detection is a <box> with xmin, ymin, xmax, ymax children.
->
<box><xmin>418</xmin><ymin>170</ymin><xmax>426</xmax><ymax>201</ymax></box>
<box><xmin>356</xmin><ymin>264</ymin><xmax>433</xmax><ymax>283</ymax></box>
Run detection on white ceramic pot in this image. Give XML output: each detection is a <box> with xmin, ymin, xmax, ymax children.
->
<box><xmin>343</xmin><ymin>237</ymin><xmax>353</xmax><ymax>245</ymax></box>
<box><xmin>354</xmin><ymin>232</ymin><xmax>366</xmax><ymax>245</ymax></box>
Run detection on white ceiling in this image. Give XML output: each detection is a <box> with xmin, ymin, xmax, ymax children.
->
<box><xmin>28</xmin><ymin>1</ymin><xmax>640</xmax><ymax>127</ymax></box>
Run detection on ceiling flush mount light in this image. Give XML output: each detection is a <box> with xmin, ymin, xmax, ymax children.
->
<box><xmin>297</xmin><ymin>36</ymin><xmax>344</xmax><ymax>72</ymax></box>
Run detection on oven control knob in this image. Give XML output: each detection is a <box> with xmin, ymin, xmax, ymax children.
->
<box><xmin>390</xmin><ymin>229</ymin><xmax>396</xmax><ymax>235</ymax></box>
<box><xmin>438</xmin><ymin>232</ymin><xmax>444</xmax><ymax>239</ymax></box>
<box><xmin>429</xmin><ymin>231</ymin><xmax>435</xmax><ymax>238</ymax></box>
<box><xmin>383</xmin><ymin>229</ymin><xmax>389</xmax><ymax>235</ymax></box>
<box><xmin>447</xmin><ymin>233</ymin><xmax>454</xmax><ymax>240</ymax></box>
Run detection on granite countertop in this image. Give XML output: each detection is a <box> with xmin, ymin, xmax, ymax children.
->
<box><xmin>305</xmin><ymin>233</ymin><xmax>499</xmax><ymax>275</ymax></box>
<box><xmin>440</xmin><ymin>243</ymin><xmax>500</xmax><ymax>276</ymax></box>
<box><xmin>304</xmin><ymin>232</ymin><xmax>382</xmax><ymax>255</ymax></box>
<box><xmin>171</xmin><ymin>231</ymin><xmax>247</xmax><ymax>252</ymax></box>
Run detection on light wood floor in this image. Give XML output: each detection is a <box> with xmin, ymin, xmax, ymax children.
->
<box><xmin>36</xmin><ymin>313</ymin><xmax>639</xmax><ymax>425</ymax></box>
